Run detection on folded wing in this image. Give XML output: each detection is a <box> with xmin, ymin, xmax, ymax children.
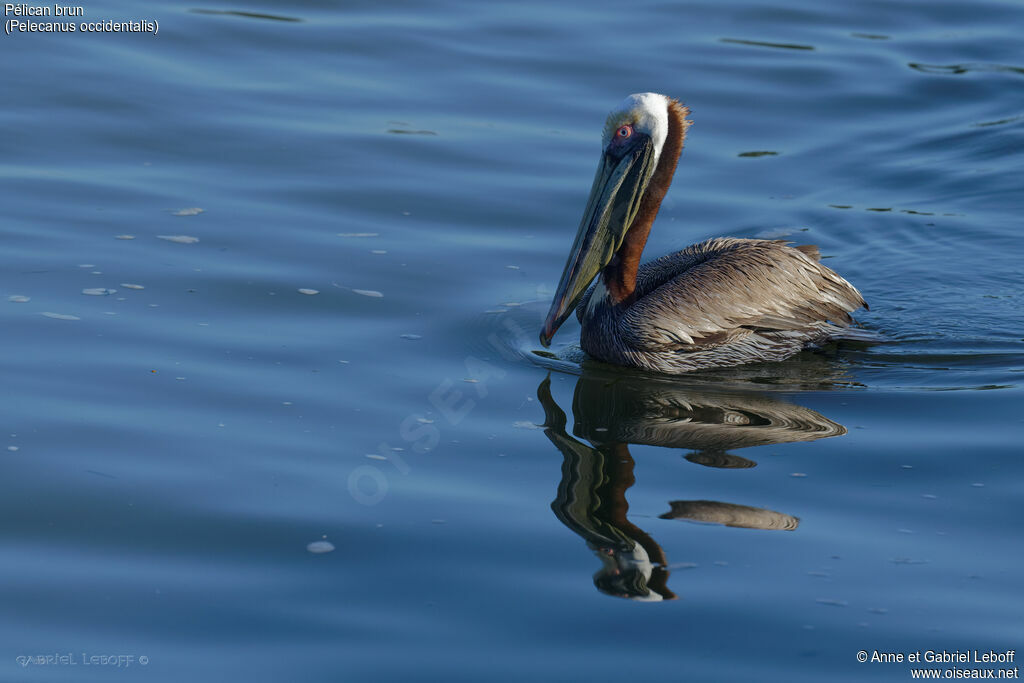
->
<box><xmin>621</xmin><ymin>238</ymin><xmax>867</xmax><ymax>352</ymax></box>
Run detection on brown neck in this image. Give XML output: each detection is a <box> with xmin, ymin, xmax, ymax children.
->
<box><xmin>603</xmin><ymin>100</ymin><xmax>690</xmax><ymax>305</ymax></box>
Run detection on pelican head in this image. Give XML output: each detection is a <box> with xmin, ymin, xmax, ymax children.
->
<box><xmin>540</xmin><ymin>93</ymin><xmax>677</xmax><ymax>347</ymax></box>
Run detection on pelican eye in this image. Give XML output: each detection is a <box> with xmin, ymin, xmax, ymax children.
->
<box><xmin>616</xmin><ymin>125</ymin><xmax>633</xmax><ymax>139</ymax></box>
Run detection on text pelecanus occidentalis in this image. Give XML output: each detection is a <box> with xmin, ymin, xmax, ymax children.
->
<box><xmin>540</xmin><ymin>93</ymin><xmax>868</xmax><ymax>374</ymax></box>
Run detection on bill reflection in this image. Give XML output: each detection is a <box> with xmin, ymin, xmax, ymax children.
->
<box><xmin>537</xmin><ymin>372</ymin><xmax>846</xmax><ymax>601</ymax></box>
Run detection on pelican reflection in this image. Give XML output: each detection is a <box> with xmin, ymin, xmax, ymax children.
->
<box><xmin>537</xmin><ymin>372</ymin><xmax>846</xmax><ymax>601</ymax></box>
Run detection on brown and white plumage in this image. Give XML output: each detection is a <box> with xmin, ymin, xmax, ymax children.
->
<box><xmin>580</xmin><ymin>237</ymin><xmax>867</xmax><ymax>373</ymax></box>
<box><xmin>541</xmin><ymin>93</ymin><xmax>867</xmax><ymax>374</ymax></box>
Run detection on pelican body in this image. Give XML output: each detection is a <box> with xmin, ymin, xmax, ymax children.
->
<box><xmin>540</xmin><ymin>93</ymin><xmax>867</xmax><ymax>374</ymax></box>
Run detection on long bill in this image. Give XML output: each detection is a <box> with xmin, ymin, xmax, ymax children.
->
<box><xmin>540</xmin><ymin>138</ymin><xmax>655</xmax><ymax>347</ymax></box>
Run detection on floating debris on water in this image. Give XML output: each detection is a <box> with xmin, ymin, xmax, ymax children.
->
<box><xmin>114</xmin><ymin>234</ymin><xmax>136</xmax><ymax>240</ymax></box>
<box><xmin>78</xmin><ymin>264</ymin><xmax>95</xmax><ymax>268</ymax></box>
<box><xmin>306</xmin><ymin>540</ymin><xmax>335</xmax><ymax>554</ymax></box>
<box><xmin>791</xmin><ymin>472</ymin><xmax>808</xmax><ymax>478</ymax></box>
<box><xmin>82</xmin><ymin>288</ymin><xmax>116</xmax><ymax>296</ymax></box>
<box><xmin>172</xmin><ymin>207</ymin><xmax>204</xmax><ymax>216</ymax></box>
<box><xmin>366</xmin><ymin>454</ymin><xmax>388</xmax><ymax>461</ymax></box>
<box><xmin>7</xmin><ymin>295</ymin><xmax>30</xmax><ymax>303</ymax></box>
<box><xmin>120</xmin><ymin>283</ymin><xmax>145</xmax><ymax>290</ymax></box>
<box><xmin>371</xmin><ymin>250</ymin><xmax>387</xmax><ymax>255</ymax></box>
<box><xmin>400</xmin><ymin>333</ymin><xmax>422</xmax><ymax>340</ymax></box>
<box><xmin>506</xmin><ymin>265</ymin><xmax>520</xmax><ymax>270</ymax></box>
<box><xmin>463</xmin><ymin>378</ymin><xmax>479</xmax><ymax>383</ymax></box>
<box><xmin>41</xmin><ymin>312</ymin><xmax>80</xmax><ymax>320</ymax></box>
<box><xmin>338</xmin><ymin>232</ymin><xmax>379</xmax><ymax>238</ymax></box>
<box><xmin>7</xmin><ymin>446</ymin><xmax>19</xmax><ymax>452</ymax></box>
<box><xmin>352</xmin><ymin>289</ymin><xmax>383</xmax><ymax>298</ymax></box>
<box><xmin>512</xmin><ymin>421</ymin><xmax>542</xmax><ymax>430</ymax></box>
<box><xmin>157</xmin><ymin>235</ymin><xmax>200</xmax><ymax>244</ymax></box>
<box><xmin>298</xmin><ymin>288</ymin><xmax>319</xmax><ymax>295</ymax></box>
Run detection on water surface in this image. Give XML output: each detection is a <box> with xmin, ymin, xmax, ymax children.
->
<box><xmin>3</xmin><ymin>0</ymin><xmax>1022</xmax><ymax>680</ymax></box>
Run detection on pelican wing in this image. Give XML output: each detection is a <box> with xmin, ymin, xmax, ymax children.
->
<box><xmin>621</xmin><ymin>238</ymin><xmax>866</xmax><ymax>351</ymax></box>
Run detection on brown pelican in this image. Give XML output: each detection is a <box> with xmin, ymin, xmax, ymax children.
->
<box><xmin>540</xmin><ymin>93</ymin><xmax>868</xmax><ymax>374</ymax></box>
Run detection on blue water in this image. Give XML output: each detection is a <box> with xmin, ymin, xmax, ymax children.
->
<box><xmin>3</xmin><ymin>0</ymin><xmax>1022</xmax><ymax>680</ymax></box>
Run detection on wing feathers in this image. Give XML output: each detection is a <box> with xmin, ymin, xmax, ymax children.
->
<box><xmin>621</xmin><ymin>238</ymin><xmax>865</xmax><ymax>352</ymax></box>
